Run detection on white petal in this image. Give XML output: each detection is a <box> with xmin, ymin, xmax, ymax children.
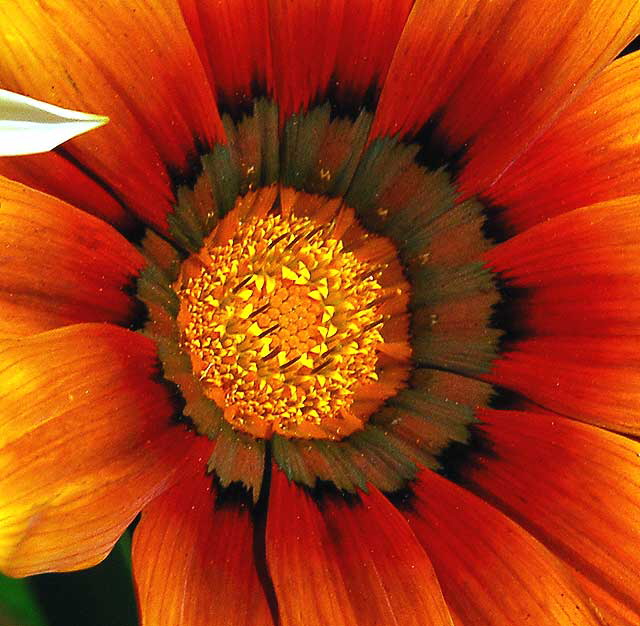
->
<box><xmin>0</xmin><ymin>89</ymin><xmax>108</xmax><ymax>156</ymax></box>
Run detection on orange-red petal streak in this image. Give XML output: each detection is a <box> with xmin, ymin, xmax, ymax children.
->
<box><xmin>0</xmin><ymin>176</ymin><xmax>145</xmax><ymax>337</ymax></box>
<box><xmin>465</xmin><ymin>409</ymin><xmax>640</xmax><ymax>620</ymax></box>
<box><xmin>371</xmin><ymin>0</ymin><xmax>640</xmax><ymax>197</ymax></box>
<box><xmin>489</xmin><ymin>338</ymin><xmax>640</xmax><ymax>434</ymax></box>
<box><xmin>486</xmin><ymin>198</ymin><xmax>640</xmax><ymax>433</ymax></box>
<box><xmin>268</xmin><ymin>0</ymin><xmax>413</xmax><ymax>118</ymax></box>
<box><xmin>0</xmin><ymin>152</ymin><xmax>132</xmax><ymax>230</ymax></box>
<box><xmin>133</xmin><ymin>445</ymin><xmax>275</xmax><ymax>626</ymax></box>
<box><xmin>486</xmin><ymin>51</ymin><xmax>640</xmax><ymax>233</ymax></box>
<box><xmin>179</xmin><ymin>0</ymin><xmax>274</xmax><ymax>108</ymax></box>
<box><xmin>267</xmin><ymin>468</ymin><xmax>453</xmax><ymax>626</ymax></box>
<box><xmin>406</xmin><ymin>469</ymin><xmax>603</xmax><ymax>625</ymax></box>
<box><xmin>0</xmin><ymin>324</ymin><xmax>194</xmax><ymax>577</ymax></box>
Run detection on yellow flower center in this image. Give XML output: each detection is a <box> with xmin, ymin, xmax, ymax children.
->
<box><xmin>176</xmin><ymin>214</ymin><xmax>385</xmax><ymax>439</ymax></box>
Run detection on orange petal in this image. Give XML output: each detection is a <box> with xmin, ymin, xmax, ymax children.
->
<box><xmin>571</xmin><ymin>569</ymin><xmax>640</xmax><ymax>626</ymax></box>
<box><xmin>0</xmin><ymin>176</ymin><xmax>145</xmax><ymax>337</ymax></box>
<box><xmin>0</xmin><ymin>324</ymin><xmax>195</xmax><ymax>577</ymax></box>
<box><xmin>268</xmin><ymin>0</ymin><xmax>413</xmax><ymax>118</ymax></box>
<box><xmin>0</xmin><ymin>1</ymin><xmax>224</xmax><ymax>232</ymax></box>
<box><xmin>406</xmin><ymin>469</ymin><xmax>603</xmax><ymax>625</ymax></box>
<box><xmin>465</xmin><ymin>409</ymin><xmax>640</xmax><ymax>619</ymax></box>
<box><xmin>0</xmin><ymin>152</ymin><xmax>132</xmax><ymax>230</ymax></box>
<box><xmin>371</xmin><ymin>0</ymin><xmax>640</xmax><ymax>195</ymax></box>
<box><xmin>267</xmin><ymin>468</ymin><xmax>453</xmax><ymax>626</ymax></box>
<box><xmin>487</xmin><ymin>51</ymin><xmax>640</xmax><ymax>233</ymax></box>
<box><xmin>132</xmin><ymin>446</ymin><xmax>275</xmax><ymax>626</ymax></box>
<box><xmin>485</xmin><ymin>198</ymin><xmax>640</xmax><ymax>432</ymax></box>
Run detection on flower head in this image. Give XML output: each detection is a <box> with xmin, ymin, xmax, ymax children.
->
<box><xmin>1</xmin><ymin>1</ymin><xmax>640</xmax><ymax>625</ymax></box>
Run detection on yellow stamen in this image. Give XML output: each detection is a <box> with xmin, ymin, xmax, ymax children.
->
<box><xmin>176</xmin><ymin>213</ymin><xmax>386</xmax><ymax>439</ymax></box>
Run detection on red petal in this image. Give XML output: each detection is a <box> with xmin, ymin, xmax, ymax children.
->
<box><xmin>489</xmin><ymin>337</ymin><xmax>640</xmax><ymax>433</ymax></box>
<box><xmin>371</xmin><ymin>0</ymin><xmax>640</xmax><ymax>196</ymax></box>
<box><xmin>331</xmin><ymin>0</ymin><xmax>414</xmax><ymax>111</ymax></box>
<box><xmin>0</xmin><ymin>176</ymin><xmax>144</xmax><ymax>337</ymax></box>
<box><xmin>406</xmin><ymin>469</ymin><xmax>603</xmax><ymax>625</ymax></box>
<box><xmin>0</xmin><ymin>153</ymin><xmax>132</xmax><ymax>230</ymax></box>
<box><xmin>0</xmin><ymin>1</ymin><xmax>224</xmax><ymax>232</ymax></box>
<box><xmin>267</xmin><ymin>468</ymin><xmax>453</xmax><ymax>626</ymax></box>
<box><xmin>0</xmin><ymin>324</ymin><xmax>194</xmax><ymax>577</ymax></box>
<box><xmin>133</xmin><ymin>447</ymin><xmax>275</xmax><ymax>626</ymax></box>
<box><xmin>178</xmin><ymin>0</ymin><xmax>274</xmax><ymax>108</ymax></box>
<box><xmin>487</xmin><ymin>51</ymin><xmax>640</xmax><ymax>233</ymax></box>
<box><xmin>268</xmin><ymin>0</ymin><xmax>413</xmax><ymax>117</ymax></box>
<box><xmin>485</xmin><ymin>198</ymin><xmax>640</xmax><ymax>433</ymax></box>
<box><xmin>485</xmin><ymin>198</ymin><xmax>640</xmax><ymax>294</ymax></box>
<box><xmin>465</xmin><ymin>409</ymin><xmax>640</xmax><ymax>619</ymax></box>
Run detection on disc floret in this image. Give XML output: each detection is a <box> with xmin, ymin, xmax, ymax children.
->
<box><xmin>176</xmin><ymin>214</ymin><xmax>385</xmax><ymax>439</ymax></box>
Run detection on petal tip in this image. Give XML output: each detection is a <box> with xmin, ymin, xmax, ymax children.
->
<box><xmin>0</xmin><ymin>88</ymin><xmax>109</xmax><ymax>156</ymax></box>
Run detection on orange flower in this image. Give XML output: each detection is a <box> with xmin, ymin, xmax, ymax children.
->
<box><xmin>1</xmin><ymin>1</ymin><xmax>640</xmax><ymax>625</ymax></box>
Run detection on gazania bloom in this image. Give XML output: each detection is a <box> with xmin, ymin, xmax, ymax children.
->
<box><xmin>2</xmin><ymin>1</ymin><xmax>640</xmax><ymax>624</ymax></box>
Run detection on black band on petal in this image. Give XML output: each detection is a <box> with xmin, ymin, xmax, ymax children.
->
<box><xmin>435</xmin><ymin>423</ymin><xmax>498</xmax><ymax>485</ymax></box>
<box><xmin>122</xmin><ymin>274</ymin><xmax>150</xmax><ymax>331</ymax></box>
<box><xmin>490</xmin><ymin>280</ymin><xmax>533</xmax><ymax>346</ymax></box>
<box><xmin>412</xmin><ymin>110</ymin><xmax>468</xmax><ymax>175</ymax></box>
<box><xmin>216</xmin><ymin>79</ymin><xmax>270</xmax><ymax>123</ymax></box>
<box><xmin>479</xmin><ymin>199</ymin><xmax>517</xmax><ymax>244</ymax></box>
<box><xmin>167</xmin><ymin>147</ymin><xmax>205</xmax><ymax>191</ymax></box>
<box><xmin>317</xmin><ymin>77</ymin><xmax>380</xmax><ymax>121</ymax></box>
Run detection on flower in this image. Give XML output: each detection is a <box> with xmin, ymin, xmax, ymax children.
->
<box><xmin>1</xmin><ymin>1</ymin><xmax>640</xmax><ymax>625</ymax></box>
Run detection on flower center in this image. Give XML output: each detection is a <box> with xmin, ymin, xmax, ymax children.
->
<box><xmin>175</xmin><ymin>213</ymin><xmax>385</xmax><ymax>439</ymax></box>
